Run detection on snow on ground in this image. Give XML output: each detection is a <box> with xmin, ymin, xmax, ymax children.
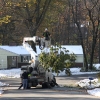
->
<box><xmin>0</xmin><ymin>66</ymin><xmax>100</xmax><ymax>97</ymax></box>
<box><xmin>0</xmin><ymin>68</ymin><xmax>21</xmax><ymax>78</ymax></box>
<box><xmin>87</xmin><ymin>88</ymin><xmax>100</xmax><ymax>97</ymax></box>
<box><xmin>0</xmin><ymin>82</ymin><xmax>9</xmax><ymax>95</ymax></box>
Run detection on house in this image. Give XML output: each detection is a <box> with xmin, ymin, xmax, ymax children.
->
<box><xmin>0</xmin><ymin>45</ymin><xmax>83</xmax><ymax>69</ymax></box>
<box><xmin>37</xmin><ymin>45</ymin><xmax>84</xmax><ymax>67</ymax></box>
<box><xmin>0</xmin><ymin>46</ymin><xmax>31</xmax><ymax>69</ymax></box>
<box><xmin>61</xmin><ymin>45</ymin><xmax>84</xmax><ymax>67</ymax></box>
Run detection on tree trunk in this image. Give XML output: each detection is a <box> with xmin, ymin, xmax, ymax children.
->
<box><xmin>89</xmin><ymin>33</ymin><xmax>97</xmax><ymax>70</ymax></box>
<box><xmin>76</xmin><ymin>22</ymin><xmax>88</xmax><ymax>71</ymax></box>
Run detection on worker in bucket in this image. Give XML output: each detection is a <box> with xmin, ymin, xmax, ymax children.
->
<box><xmin>43</xmin><ymin>28</ymin><xmax>51</xmax><ymax>40</ymax></box>
<box><xmin>42</xmin><ymin>28</ymin><xmax>51</xmax><ymax>48</ymax></box>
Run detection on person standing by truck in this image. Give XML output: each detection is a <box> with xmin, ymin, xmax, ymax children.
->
<box><xmin>22</xmin><ymin>70</ymin><xmax>29</xmax><ymax>89</ymax></box>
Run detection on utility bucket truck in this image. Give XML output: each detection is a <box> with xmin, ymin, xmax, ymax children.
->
<box><xmin>21</xmin><ymin>36</ymin><xmax>56</xmax><ymax>88</ymax></box>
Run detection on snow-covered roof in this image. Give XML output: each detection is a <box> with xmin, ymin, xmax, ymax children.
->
<box><xmin>0</xmin><ymin>45</ymin><xmax>83</xmax><ymax>55</ymax></box>
<box><xmin>0</xmin><ymin>46</ymin><xmax>30</xmax><ymax>55</ymax></box>
<box><xmin>61</xmin><ymin>45</ymin><xmax>83</xmax><ymax>54</ymax></box>
<box><xmin>36</xmin><ymin>45</ymin><xmax>83</xmax><ymax>55</ymax></box>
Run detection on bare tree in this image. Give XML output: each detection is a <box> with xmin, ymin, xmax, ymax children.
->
<box><xmin>84</xmin><ymin>0</ymin><xmax>100</xmax><ymax>70</ymax></box>
<box><xmin>3</xmin><ymin>0</ymin><xmax>51</xmax><ymax>52</ymax></box>
<box><xmin>69</xmin><ymin>0</ymin><xmax>88</xmax><ymax>71</ymax></box>
<box><xmin>69</xmin><ymin>0</ymin><xmax>100</xmax><ymax>70</ymax></box>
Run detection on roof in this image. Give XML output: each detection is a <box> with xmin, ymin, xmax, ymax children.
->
<box><xmin>36</xmin><ymin>45</ymin><xmax>83</xmax><ymax>55</ymax></box>
<box><xmin>0</xmin><ymin>45</ymin><xmax>83</xmax><ymax>55</ymax></box>
<box><xmin>61</xmin><ymin>45</ymin><xmax>83</xmax><ymax>54</ymax></box>
<box><xmin>0</xmin><ymin>46</ymin><xmax>30</xmax><ymax>55</ymax></box>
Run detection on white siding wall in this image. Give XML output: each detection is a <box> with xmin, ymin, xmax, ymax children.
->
<box><xmin>0</xmin><ymin>49</ymin><xmax>18</xmax><ymax>69</ymax></box>
<box><xmin>75</xmin><ymin>55</ymin><xmax>83</xmax><ymax>63</ymax></box>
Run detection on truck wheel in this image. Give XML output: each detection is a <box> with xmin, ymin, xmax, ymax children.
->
<box><xmin>42</xmin><ymin>82</ymin><xmax>48</xmax><ymax>88</ymax></box>
<box><xmin>50</xmin><ymin>77</ymin><xmax>57</xmax><ymax>87</ymax></box>
<box><xmin>50</xmin><ymin>81</ymin><xmax>55</xmax><ymax>87</ymax></box>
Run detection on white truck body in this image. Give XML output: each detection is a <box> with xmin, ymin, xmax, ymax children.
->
<box><xmin>21</xmin><ymin>36</ymin><xmax>55</xmax><ymax>88</ymax></box>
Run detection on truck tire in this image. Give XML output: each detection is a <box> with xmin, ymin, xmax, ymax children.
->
<box><xmin>42</xmin><ymin>82</ymin><xmax>48</xmax><ymax>88</ymax></box>
<box><xmin>50</xmin><ymin>77</ymin><xmax>56</xmax><ymax>87</ymax></box>
<box><xmin>50</xmin><ymin>81</ymin><xmax>55</xmax><ymax>87</ymax></box>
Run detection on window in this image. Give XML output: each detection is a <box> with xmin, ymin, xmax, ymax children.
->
<box><xmin>21</xmin><ymin>56</ymin><xmax>31</xmax><ymax>62</ymax></box>
<box><xmin>23</xmin><ymin>56</ymin><xmax>27</xmax><ymax>62</ymax></box>
<box><xmin>12</xmin><ymin>56</ymin><xmax>16</xmax><ymax>66</ymax></box>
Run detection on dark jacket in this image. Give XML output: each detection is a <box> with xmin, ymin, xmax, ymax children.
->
<box><xmin>22</xmin><ymin>72</ymin><xmax>28</xmax><ymax>79</ymax></box>
<box><xmin>43</xmin><ymin>31</ymin><xmax>50</xmax><ymax>40</ymax></box>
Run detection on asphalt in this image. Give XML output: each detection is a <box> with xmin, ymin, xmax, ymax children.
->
<box><xmin>0</xmin><ymin>74</ymin><xmax>100</xmax><ymax>100</ymax></box>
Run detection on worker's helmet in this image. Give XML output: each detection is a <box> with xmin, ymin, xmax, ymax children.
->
<box><xmin>45</xmin><ymin>28</ymin><xmax>48</xmax><ymax>31</ymax></box>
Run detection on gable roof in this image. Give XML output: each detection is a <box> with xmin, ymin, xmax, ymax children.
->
<box><xmin>0</xmin><ymin>46</ymin><xmax>30</xmax><ymax>55</ymax></box>
<box><xmin>0</xmin><ymin>45</ymin><xmax>83</xmax><ymax>55</ymax></box>
<box><xmin>61</xmin><ymin>45</ymin><xmax>83</xmax><ymax>54</ymax></box>
<box><xmin>36</xmin><ymin>45</ymin><xmax>83</xmax><ymax>55</ymax></box>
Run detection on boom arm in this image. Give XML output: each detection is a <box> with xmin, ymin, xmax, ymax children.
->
<box><xmin>23</xmin><ymin>36</ymin><xmax>39</xmax><ymax>44</ymax></box>
<box><xmin>22</xmin><ymin>36</ymin><xmax>41</xmax><ymax>68</ymax></box>
<box><xmin>23</xmin><ymin>36</ymin><xmax>51</xmax><ymax>62</ymax></box>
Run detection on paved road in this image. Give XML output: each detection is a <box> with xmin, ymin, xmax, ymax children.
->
<box><xmin>0</xmin><ymin>74</ymin><xmax>100</xmax><ymax>100</ymax></box>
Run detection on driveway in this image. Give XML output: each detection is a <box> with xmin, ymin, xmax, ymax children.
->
<box><xmin>0</xmin><ymin>74</ymin><xmax>100</xmax><ymax>100</ymax></box>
